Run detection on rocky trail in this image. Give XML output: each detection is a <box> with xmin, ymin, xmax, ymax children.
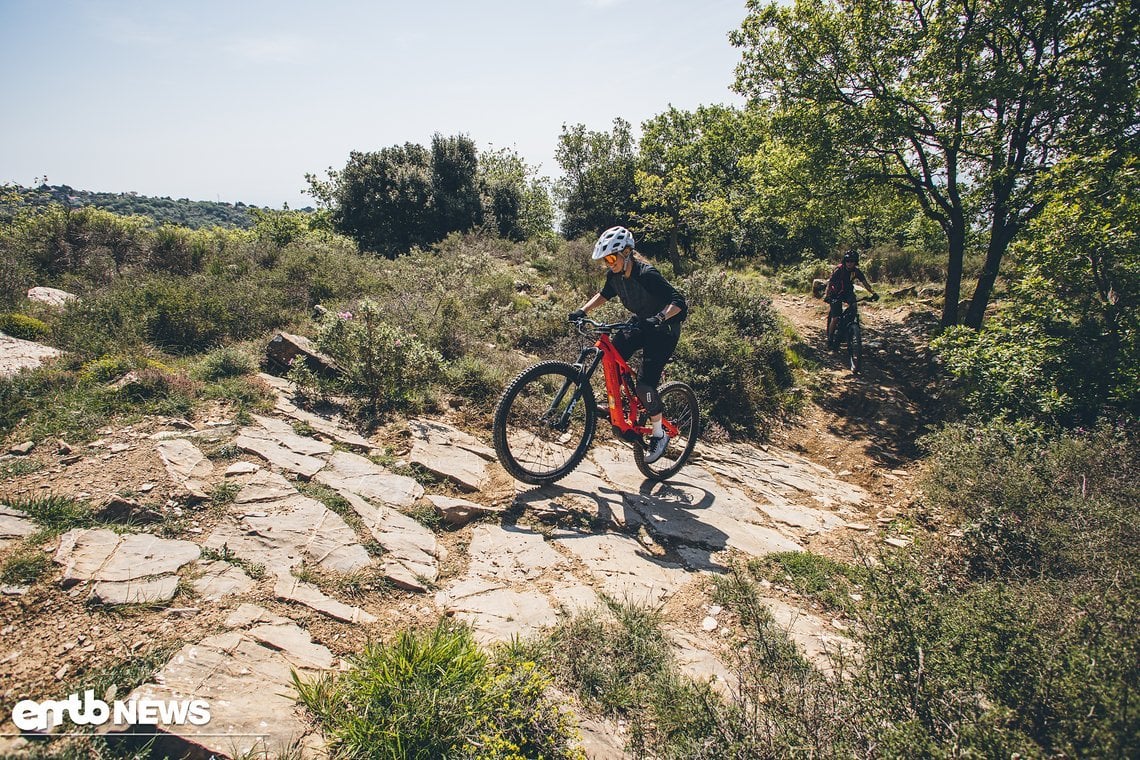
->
<box><xmin>0</xmin><ymin>295</ymin><xmax>941</xmax><ymax>758</ymax></box>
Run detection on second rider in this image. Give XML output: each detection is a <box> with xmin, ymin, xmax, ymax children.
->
<box><xmin>568</xmin><ymin>226</ymin><xmax>687</xmax><ymax>463</ymax></box>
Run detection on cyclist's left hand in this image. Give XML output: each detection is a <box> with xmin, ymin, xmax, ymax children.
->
<box><xmin>870</xmin><ymin>293</ymin><xmax>880</xmax><ymax>302</ymax></box>
<box><xmin>644</xmin><ymin>315</ymin><xmax>664</xmax><ymax>329</ymax></box>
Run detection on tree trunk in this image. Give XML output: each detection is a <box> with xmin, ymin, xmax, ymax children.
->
<box><xmin>942</xmin><ymin>227</ymin><xmax>967</xmax><ymax>327</ymax></box>
<box><xmin>668</xmin><ymin>228</ymin><xmax>682</xmax><ymax>272</ymax></box>
<box><xmin>966</xmin><ymin>219</ymin><xmax>1017</xmax><ymax>329</ymax></box>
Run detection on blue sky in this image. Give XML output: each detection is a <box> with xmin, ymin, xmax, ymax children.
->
<box><xmin>0</xmin><ymin>0</ymin><xmax>748</xmax><ymax>208</ymax></box>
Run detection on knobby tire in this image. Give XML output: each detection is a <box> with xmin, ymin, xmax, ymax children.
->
<box><xmin>633</xmin><ymin>381</ymin><xmax>700</xmax><ymax>481</ymax></box>
<box><xmin>492</xmin><ymin>361</ymin><xmax>596</xmax><ymax>485</ymax></box>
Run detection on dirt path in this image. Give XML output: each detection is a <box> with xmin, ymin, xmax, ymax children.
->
<box><xmin>768</xmin><ymin>292</ymin><xmax>944</xmax><ymax>512</ymax></box>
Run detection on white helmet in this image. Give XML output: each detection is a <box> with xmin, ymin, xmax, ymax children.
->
<box><xmin>592</xmin><ymin>226</ymin><xmax>635</xmax><ymax>260</ymax></box>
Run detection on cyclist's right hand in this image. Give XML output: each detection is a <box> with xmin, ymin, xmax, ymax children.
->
<box><xmin>568</xmin><ymin>309</ymin><xmax>587</xmax><ymax>323</ymax></box>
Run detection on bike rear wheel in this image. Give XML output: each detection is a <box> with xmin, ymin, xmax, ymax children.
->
<box><xmin>633</xmin><ymin>381</ymin><xmax>700</xmax><ymax>481</ymax></box>
<box><xmin>848</xmin><ymin>322</ymin><xmax>862</xmax><ymax>373</ymax></box>
<box><xmin>492</xmin><ymin>361</ymin><xmax>597</xmax><ymax>485</ymax></box>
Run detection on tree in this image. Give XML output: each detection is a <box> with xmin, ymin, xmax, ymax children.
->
<box><xmin>732</xmin><ymin>0</ymin><xmax>1138</xmax><ymax>326</ymax></box>
<box><xmin>554</xmin><ymin>119</ymin><xmax>639</xmax><ymax>240</ymax></box>
<box><xmin>477</xmin><ymin>147</ymin><xmax>554</xmax><ymax>241</ymax></box>
<box><xmin>431</xmin><ymin>134</ymin><xmax>484</xmax><ymax>238</ymax></box>
<box><xmin>308</xmin><ymin>145</ymin><xmax>434</xmax><ymax>258</ymax></box>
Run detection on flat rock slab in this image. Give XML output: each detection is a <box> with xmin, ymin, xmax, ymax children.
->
<box><xmin>313</xmin><ymin>450</ymin><xmax>423</xmax><ymax>508</ymax></box>
<box><xmin>55</xmin><ymin>529</ymin><xmax>200</xmax><ymax>585</ymax></box>
<box><xmin>192</xmin><ymin>560</ymin><xmax>255</xmax><ymax>601</ymax></box>
<box><xmin>701</xmin><ymin>443</ymin><xmax>867</xmax><ymax>509</ymax></box>
<box><xmin>0</xmin><ymin>506</ymin><xmax>37</xmax><ymax>548</ymax></box>
<box><xmin>92</xmin><ymin>575</ymin><xmax>180</xmax><ymax>605</ymax></box>
<box><xmin>409</xmin><ymin>438</ymin><xmax>492</xmax><ymax>492</ymax></box>
<box><xmin>763</xmin><ymin>597</ymin><xmax>859</xmax><ymax>674</ymax></box>
<box><xmin>0</xmin><ymin>333</ymin><xmax>63</xmax><ymax>377</ymax></box>
<box><xmin>467</xmin><ymin>524</ymin><xmax>565</xmax><ymax>582</ymax></box>
<box><xmin>204</xmin><ymin>470</ymin><xmax>372</xmax><ymax>576</ymax></box>
<box><xmin>248</xmin><ymin>414</ymin><xmax>335</xmax><ymax>457</ymax></box>
<box><xmin>435</xmin><ymin>578</ymin><xmax>559</xmax><ymax>644</ymax></box>
<box><xmin>623</xmin><ymin>491</ymin><xmax>802</xmax><ymax>558</ymax></box>
<box><xmin>666</xmin><ymin>626</ymin><xmax>736</xmax><ymax>696</ymax></box>
<box><xmin>759</xmin><ymin>502</ymin><xmax>847</xmax><ymax>533</ymax></box>
<box><xmin>270</xmin><ymin>392</ymin><xmax>374</xmax><ymax>451</ymax></box>
<box><xmin>233</xmin><ymin>426</ymin><xmax>328</xmax><ymax>479</ymax></box>
<box><xmin>116</xmin><ymin>617</ymin><xmax>330</xmax><ymax>758</ymax></box>
<box><xmin>551</xmin><ymin>530</ymin><xmax>690</xmax><ymax>605</ymax></box>
<box><xmin>154</xmin><ymin>439</ymin><xmax>213</xmax><ymax>500</ymax></box>
<box><xmin>334</xmin><ymin>488</ymin><xmax>444</xmax><ymax>591</ymax></box>
<box><xmin>274</xmin><ymin>575</ymin><xmax>377</xmax><ymax>624</ymax></box>
<box><xmin>54</xmin><ymin>529</ymin><xmax>199</xmax><ymax>605</ymax></box>
<box><xmin>26</xmin><ymin>286</ymin><xmax>78</xmax><ymax>308</ymax></box>
<box><xmin>408</xmin><ymin>418</ymin><xmax>496</xmax><ymax>460</ymax></box>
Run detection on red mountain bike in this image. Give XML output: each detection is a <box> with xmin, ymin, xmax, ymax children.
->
<box><xmin>492</xmin><ymin>317</ymin><xmax>699</xmax><ymax>485</ymax></box>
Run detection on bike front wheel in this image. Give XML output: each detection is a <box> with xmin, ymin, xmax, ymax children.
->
<box><xmin>633</xmin><ymin>381</ymin><xmax>700</xmax><ymax>481</ymax></box>
<box><xmin>848</xmin><ymin>322</ymin><xmax>862</xmax><ymax>374</ymax></box>
<box><xmin>492</xmin><ymin>361</ymin><xmax>597</xmax><ymax>485</ymax></box>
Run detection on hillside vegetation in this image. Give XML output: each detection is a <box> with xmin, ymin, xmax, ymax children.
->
<box><xmin>0</xmin><ymin>183</ymin><xmax>276</xmax><ymax>230</ymax></box>
<box><xmin>1</xmin><ymin>0</ymin><xmax>1137</xmax><ymax>755</ymax></box>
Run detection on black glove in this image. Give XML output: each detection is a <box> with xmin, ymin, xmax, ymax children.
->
<box><xmin>644</xmin><ymin>315</ymin><xmax>664</xmax><ymax>329</ymax></box>
<box><xmin>568</xmin><ymin>309</ymin><xmax>586</xmax><ymax>323</ymax></box>
<box><xmin>870</xmin><ymin>293</ymin><xmax>880</xmax><ymax>302</ymax></box>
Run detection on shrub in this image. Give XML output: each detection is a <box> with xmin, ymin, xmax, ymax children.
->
<box><xmin>299</xmin><ymin>301</ymin><xmax>444</xmax><ymax>416</ymax></box>
<box><xmin>919</xmin><ymin>420</ymin><xmax>1140</xmax><ymax>583</ymax></box>
<box><xmin>0</xmin><ymin>312</ymin><xmax>49</xmax><ymax>340</ymax></box>
<box><xmin>193</xmin><ymin>346</ymin><xmax>256</xmax><ymax>381</ymax></box>
<box><xmin>294</xmin><ymin>621</ymin><xmax>584</xmax><ymax>760</ymax></box>
<box><xmin>674</xmin><ymin>270</ymin><xmax>794</xmax><ymax>437</ymax></box>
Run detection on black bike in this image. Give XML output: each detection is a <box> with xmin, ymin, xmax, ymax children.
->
<box><xmin>828</xmin><ymin>293</ymin><xmax>878</xmax><ymax>374</ymax></box>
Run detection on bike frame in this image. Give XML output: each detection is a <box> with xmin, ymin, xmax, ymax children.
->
<box><xmin>569</xmin><ymin>324</ymin><xmax>680</xmax><ymax>440</ymax></box>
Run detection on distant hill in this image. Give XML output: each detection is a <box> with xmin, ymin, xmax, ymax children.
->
<box><xmin>0</xmin><ymin>184</ymin><xmax>312</xmax><ymax>229</ymax></box>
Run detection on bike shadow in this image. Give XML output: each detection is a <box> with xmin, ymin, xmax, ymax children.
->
<box><xmin>512</xmin><ymin>474</ymin><xmax>732</xmax><ymax>575</ymax></box>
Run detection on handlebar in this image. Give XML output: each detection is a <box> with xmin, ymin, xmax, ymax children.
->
<box><xmin>568</xmin><ymin>316</ymin><xmax>641</xmax><ymax>336</ymax></box>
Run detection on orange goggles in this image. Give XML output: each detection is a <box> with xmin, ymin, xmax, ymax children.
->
<box><xmin>603</xmin><ymin>253</ymin><xmax>622</xmax><ymax>266</ymax></box>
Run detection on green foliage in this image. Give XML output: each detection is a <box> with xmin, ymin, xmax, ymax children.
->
<box><xmin>731</xmin><ymin>0</ymin><xmax>1136</xmax><ymax>326</ymax></box>
<box><xmin>536</xmin><ymin>597</ymin><xmax>675</xmax><ymax>716</ymax></box>
<box><xmin>0</xmin><ymin>545</ymin><xmax>51</xmax><ymax>585</ymax></box>
<box><xmin>297</xmin><ymin>301</ymin><xmax>444</xmax><ymax>416</ymax></box>
<box><xmin>854</xmin><ymin>554</ymin><xmax>1140</xmax><ymax>759</ymax></box>
<box><xmin>294</xmin><ymin>621</ymin><xmax>584</xmax><ymax>760</ymax></box>
<box><xmin>0</xmin><ymin>359</ymin><xmax>195</xmax><ymax>442</ymax></box>
<box><xmin>4</xmin><ymin>494</ymin><xmax>95</xmax><ymax>533</ymax></box>
<box><xmin>310</xmin><ymin>134</ymin><xmax>545</xmax><ymax>259</ymax></box>
<box><xmin>0</xmin><ymin>183</ymin><xmax>265</xmax><ymax>228</ymax></box>
<box><xmin>555</xmin><ymin>119</ymin><xmax>639</xmax><ymax>240</ymax></box>
<box><xmin>746</xmin><ymin>551</ymin><xmax>867</xmax><ymax>615</ymax></box>
<box><xmin>933</xmin><ymin>320</ymin><xmax>1072</xmax><ymax>422</ymax></box>
<box><xmin>478</xmin><ymin>147</ymin><xmax>555</xmax><ymax>241</ymax></box>
<box><xmin>192</xmin><ymin>345</ymin><xmax>256</xmax><ymax>381</ymax></box>
<box><xmin>0</xmin><ymin>311</ymin><xmax>49</xmax><ymax>340</ymax></box>
<box><xmin>674</xmin><ymin>270</ymin><xmax>794</xmax><ymax>437</ymax></box>
<box><xmin>919</xmin><ymin>420</ymin><xmax>1139</xmax><ymax>583</ymax></box>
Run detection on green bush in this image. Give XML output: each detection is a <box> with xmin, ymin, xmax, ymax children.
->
<box><xmin>193</xmin><ymin>345</ymin><xmax>256</xmax><ymax>381</ymax></box>
<box><xmin>0</xmin><ymin>312</ymin><xmax>49</xmax><ymax>340</ymax></box>
<box><xmin>853</xmin><ymin>553</ymin><xmax>1140</xmax><ymax>758</ymax></box>
<box><xmin>674</xmin><ymin>270</ymin><xmax>793</xmax><ymax>437</ymax></box>
<box><xmin>920</xmin><ymin>420</ymin><xmax>1139</xmax><ymax>583</ymax></box>
<box><xmin>297</xmin><ymin>301</ymin><xmax>444</xmax><ymax>416</ymax></box>
<box><xmin>294</xmin><ymin>621</ymin><xmax>584</xmax><ymax>760</ymax></box>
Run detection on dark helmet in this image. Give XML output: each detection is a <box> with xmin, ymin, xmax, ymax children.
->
<box><xmin>842</xmin><ymin>249</ymin><xmax>859</xmax><ymax>264</ymax></box>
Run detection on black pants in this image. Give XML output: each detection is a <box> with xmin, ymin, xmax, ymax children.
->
<box><xmin>828</xmin><ymin>291</ymin><xmax>856</xmax><ymax>320</ymax></box>
<box><xmin>613</xmin><ymin>321</ymin><xmax>681</xmax><ymax>415</ymax></box>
